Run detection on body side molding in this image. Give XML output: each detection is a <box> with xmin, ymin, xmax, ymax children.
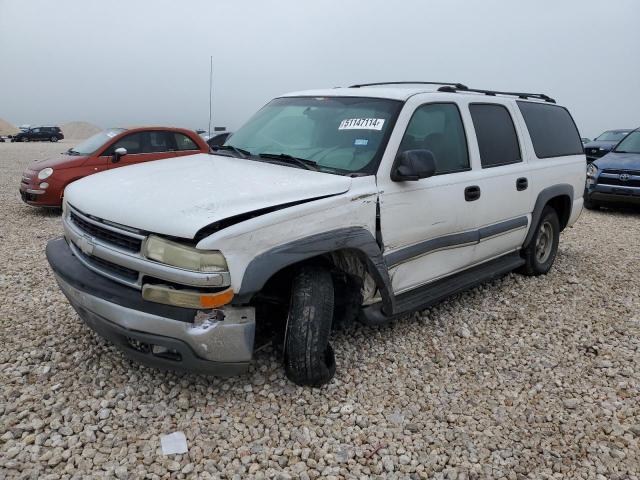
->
<box><xmin>236</xmin><ymin>227</ymin><xmax>395</xmax><ymax>313</ymax></box>
<box><xmin>384</xmin><ymin>216</ymin><xmax>529</xmax><ymax>267</ymax></box>
<box><xmin>523</xmin><ymin>184</ymin><xmax>574</xmax><ymax>247</ymax></box>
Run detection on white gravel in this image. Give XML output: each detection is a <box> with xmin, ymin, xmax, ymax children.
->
<box><xmin>1</xmin><ymin>141</ymin><xmax>639</xmax><ymax>479</ymax></box>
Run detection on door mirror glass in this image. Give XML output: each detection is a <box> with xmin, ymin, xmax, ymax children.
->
<box><xmin>112</xmin><ymin>147</ymin><xmax>128</xmax><ymax>163</ymax></box>
<box><xmin>391</xmin><ymin>149</ymin><xmax>436</xmax><ymax>181</ymax></box>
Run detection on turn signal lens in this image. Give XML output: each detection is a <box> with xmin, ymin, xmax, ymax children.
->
<box><xmin>142</xmin><ymin>284</ymin><xmax>234</xmax><ymax>309</ymax></box>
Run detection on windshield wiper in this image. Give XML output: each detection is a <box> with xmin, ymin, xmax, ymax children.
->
<box><xmin>258</xmin><ymin>152</ymin><xmax>318</xmax><ymax>171</ymax></box>
<box><xmin>211</xmin><ymin>145</ymin><xmax>250</xmax><ymax>158</ymax></box>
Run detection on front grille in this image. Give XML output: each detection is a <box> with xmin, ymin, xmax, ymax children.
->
<box><xmin>70</xmin><ymin>212</ymin><xmax>142</xmax><ymax>253</ymax></box>
<box><xmin>598</xmin><ymin>171</ymin><xmax>640</xmax><ymax>188</ymax></box>
<box><xmin>74</xmin><ymin>244</ymin><xmax>139</xmax><ymax>281</ymax></box>
<box><xmin>586</xmin><ymin>148</ymin><xmax>605</xmax><ymax>158</ymax></box>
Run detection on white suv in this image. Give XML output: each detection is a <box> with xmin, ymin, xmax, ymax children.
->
<box><xmin>46</xmin><ymin>82</ymin><xmax>586</xmax><ymax>386</ymax></box>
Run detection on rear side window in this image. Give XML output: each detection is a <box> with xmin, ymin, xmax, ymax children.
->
<box><xmin>399</xmin><ymin>103</ymin><xmax>469</xmax><ymax>174</ymax></box>
<box><xmin>469</xmin><ymin>104</ymin><xmax>521</xmax><ymax>168</ymax></box>
<box><xmin>174</xmin><ymin>133</ymin><xmax>199</xmax><ymax>151</ymax></box>
<box><xmin>517</xmin><ymin>101</ymin><xmax>583</xmax><ymax>158</ymax></box>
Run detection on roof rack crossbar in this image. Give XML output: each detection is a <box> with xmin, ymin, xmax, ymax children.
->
<box><xmin>438</xmin><ymin>85</ymin><xmax>556</xmax><ymax>103</ymax></box>
<box><xmin>350</xmin><ymin>81</ymin><xmax>468</xmax><ymax>89</ymax></box>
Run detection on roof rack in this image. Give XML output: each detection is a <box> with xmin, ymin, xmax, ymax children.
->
<box><xmin>438</xmin><ymin>85</ymin><xmax>555</xmax><ymax>103</ymax></box>
<box><xmin>349</xmin><ymin>81</ymin><xmax>468</xmax><ymax>89</ymax></box>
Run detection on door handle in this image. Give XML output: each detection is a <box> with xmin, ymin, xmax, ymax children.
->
<box><xmin>464</xmin><ymin>185</ymin><xmax>481</xmax><ymax>201</ymax></box>
<box><xmin>516</xmin><ymin>177</ymin><xmax>528</xmax><ymax>191</ymax></box>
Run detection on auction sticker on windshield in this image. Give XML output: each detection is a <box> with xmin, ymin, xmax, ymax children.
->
<box><xmin>338</xmin><ymin>118</ymin><xmax>385</xmax><ymax>130</ymax></box>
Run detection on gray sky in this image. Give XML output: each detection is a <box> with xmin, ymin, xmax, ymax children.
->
<box><xmin>1</xmin><ymin>0</ymin><xmax>638</xmax><ymax>138</ymax></box>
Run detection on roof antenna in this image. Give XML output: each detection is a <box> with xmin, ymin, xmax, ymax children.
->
<box><xmin>208</xmin><ymin>56</ymin><xmax>213</xmax><ymax>139</ymax></box>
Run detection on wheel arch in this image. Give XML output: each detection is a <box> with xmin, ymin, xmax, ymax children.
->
<box><xmin>524</xmin><ymin>184</ymin><xmax>573</xmax><ymax>247</ymax></box>
<box><xmin>234</xmin><ymin>227</ymin><xmax>395</xmax><ymax>313</ymax></box>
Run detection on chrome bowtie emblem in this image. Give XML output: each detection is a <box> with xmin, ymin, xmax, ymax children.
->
<box><xmin>619</xmin><ymin>173</ymin><xmax>630</xmax><ymax>182</ymax></box>
<box><xmin>77</xmin><ymin>235</ymin><xmax>95</xmax><ymax>255</ymax></box>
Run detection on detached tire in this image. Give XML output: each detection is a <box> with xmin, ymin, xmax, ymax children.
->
<box><xmin>519</xmin><ymin>206</ymin><xmax>560</xmax><ymax>276</ymax></box>
<box><xmin>284</xmin><ymin>266</ymin><xmax>336</xmax><ymax>386</ymax></box>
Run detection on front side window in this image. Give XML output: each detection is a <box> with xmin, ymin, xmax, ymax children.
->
<box><xmin>469</xmin><ymin>103</ymin><xmax>521</xmax><ymax>168</ymax></box>
<box><xmin>148</xmin><ymin>131</ymin><xmax>170</xmax><ymax>152</ymax></box>
<box><xmin>174</xmin><ymin>133</ymin><xmax>199</xmax><ymax>151</ymax></box>
<box><xmin>226</xmin><ymin>96</ymin><xmax>402</xmax><ymax>175</ymax></box>
<box><xmin>614</xmin><ymin>130</ymin><xmax>640</xmax><ymax>154</ymax></box>
<box><xmin>107</xmin><ymin>132</ymin><xmax>146</xmax><ymax>155</ymax></box>
<box><xmin>398</xmin><ymin>103</ymin><xmax>469</xmax><ymax>174</ymax></box>
<box><xmin>70</xmin><ymin>128</ymin><xmax>126</xmax><ymax>156</ymax></box>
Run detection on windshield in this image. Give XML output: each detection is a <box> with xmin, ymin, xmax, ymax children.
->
<box><xmin>595</xmin><ymin>130</ymin><xmax>629</xmax><ymax>142</ymax></box>
<box><xmin>224</xmin><ymin>96</ymin><xmax>402</xmax><ymax>174</ymax></box>
<box><xmin>614</xmin><ymin>131</ymin><xmax>640</xmax><ymax>154</ymax></box>
<box><xmin>68</xmin><ymin>128</ymin><xmax>125</xmax><ymax>155</ymax></box>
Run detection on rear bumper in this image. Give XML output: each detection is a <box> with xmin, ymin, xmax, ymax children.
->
<box><xmin>46</xmin><ymin>238</ymin><xmax>255</xmax><ymax>376</ymax></box>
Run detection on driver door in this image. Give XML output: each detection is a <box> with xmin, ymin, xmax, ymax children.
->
<box><xmin>378</xmin><ymin>100</ymin><xmax>483</xmax><ymax>294</ymax></box>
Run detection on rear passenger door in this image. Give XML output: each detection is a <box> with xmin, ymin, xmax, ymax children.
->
<box><xmin>467</xmin><ymin>102</ymin><xmax>532</xmax><ymax>264</ymax></box>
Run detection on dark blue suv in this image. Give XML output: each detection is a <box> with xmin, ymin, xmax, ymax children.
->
<box><xmin>585</xmin><ymin>128</ymin><xmax>640</xmax><ymax>209</ymax></box>
<box><xmin>583</xmin><ymin>129</ymin><xmax>632</xmax><ymax>163</ymax></box>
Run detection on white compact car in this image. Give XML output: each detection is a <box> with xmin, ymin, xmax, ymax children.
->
<box><xmin>47</xmin><ymin>82</ymin><xmax>586</xmax><ymax>386</ymax></box>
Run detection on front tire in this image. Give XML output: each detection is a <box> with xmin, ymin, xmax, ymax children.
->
<box><xmin>50</xmin><ymin>136</ymin><xmax>58</xmax><ymax>142</ymax></box>
<box><xmin>284</xmin><ymin>266</ymin><xmax>336</xmax><ymax>386</ymax></box>
<box><xmin>519</xmin><ymin>206</ymin><xmax>560</xmax><ymax>276</ymax></box>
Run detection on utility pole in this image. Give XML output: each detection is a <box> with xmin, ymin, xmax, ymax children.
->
<box><xmin>208</xmin><ymin>56</ymin><xmax>213</xmax><ymax>139</ymax></box>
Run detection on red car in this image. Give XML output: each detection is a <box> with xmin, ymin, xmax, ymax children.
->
<box><xmin>20</xmin><ymin>127</ymin><xmax>210</xmax><ymax>208</ymax></box>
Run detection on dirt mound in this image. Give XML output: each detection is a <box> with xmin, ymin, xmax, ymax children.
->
<box><xmin>60</xmin><ymin>121</ymin><xmax>101</xmax><ymax>139</ymax></box>
<box><xmin>0</xmin><ymin>118</ymin><xmax>19</xmax><ymax>136</ymax></box>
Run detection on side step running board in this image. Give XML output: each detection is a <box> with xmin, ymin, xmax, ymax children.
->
<box><xmin>360</xmin><ymin>252</ymin><xmax>525</xmax><ymax>325</ymax></box>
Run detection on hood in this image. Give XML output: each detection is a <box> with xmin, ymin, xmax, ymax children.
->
<box><xmin>584</xmin><ymin>140</ymin><xmax>616</xmax><ymax>150</ymax></box>
<box><xmin>65</xmin><ymin>153</ymin><xmax>353</xmax><ymax>238</ymax></box>
<box><xmin>29</xmin><ymin>154</ymin><xmax>89</xmax><ymax>170</ymax></box>
<box><xmin>594</xmin><ymin>151</ymin><xmax>640</xmax><ymax>170</ymax></box>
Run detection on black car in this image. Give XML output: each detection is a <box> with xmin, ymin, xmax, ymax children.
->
<box><xmin>11</xmin><ymin>126</ymin><xmax>64</xmax><ymax>143</ymax></box>
<box><xmin>583</xmin><ymin>129</ymin><xmax>632</xmax><ymax>163</ymax></box>
<box><xmin>206</xmin><ymin>131</ymin><xmax>231</xmax><ymax>148</ymax></box>
<box><xmin>585</xmin><ymin>128</ymin><xmax>640</xmax><ymax>209</ymax></box>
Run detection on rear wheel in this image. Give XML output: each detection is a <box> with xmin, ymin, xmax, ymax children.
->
<box><xmin>518</xmin><ymin>206</ymin><xmax>560</xmax><ymax>276</ymax></box>
<box><xmin>284</xmin><ymin>266</ymin><xmax>336</xmax><ymax>386</ymax></box>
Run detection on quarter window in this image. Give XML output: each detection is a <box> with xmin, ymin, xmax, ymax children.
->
<box><xmin>517</xmin><ymin>101</ymin><xmax>583</xmax><ymax>158</ymax></box>
<box><xmin>174</xmin><ymin>133</ymin><xmax>199</xmax><ymax>151</ymax></box>
<box><xmin>469</xmin><ymin>104</ymin><xmax>521</xmax><ymax>168</ymax></box>
<box><xmin>399</xmin><ymin>103</ymin><xmax>469</xmax><ymax>174</ymax></box>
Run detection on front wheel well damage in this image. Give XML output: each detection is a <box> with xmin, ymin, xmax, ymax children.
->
<box><xmin>251</xmin><ymin>249</ymin><xmax>377</xmax><ymax>335</ymax></box>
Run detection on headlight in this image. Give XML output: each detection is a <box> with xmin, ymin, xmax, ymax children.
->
<box><xmin>143</xmin><ymin>235</ymin><xmax>227</xmax><ymax>272</ymax></box>
<box><xmin>586</xmin><ymin>164</ymin><xmax>597</xmax><ymax>178</ymax></box>
<box><xmin>37</xmin><ymin>168</ymin><xmax>53</xmax><ymax>180</ymax></box>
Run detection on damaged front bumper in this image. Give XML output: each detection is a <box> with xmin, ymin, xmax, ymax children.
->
<box><xmin>46</xmin><ymin>238</ymin><xmax>255</xmax><ymax>376</ymax></box>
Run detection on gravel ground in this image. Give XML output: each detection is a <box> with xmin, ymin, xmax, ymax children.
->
<box><xmin>1</xmin><ymin>141</ymin><xmax>639</xmax><ymax>480</ymax></box>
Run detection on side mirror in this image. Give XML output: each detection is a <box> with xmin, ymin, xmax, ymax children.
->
<box><xmin>112</xmin><ymin>147</ymin><xmax>127</xmax><ymax>164</ymax></box>
<box><xmin>391</xmin><ymin>149</ymin><xmax>436</xmax><ymax>182</ymax></box>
